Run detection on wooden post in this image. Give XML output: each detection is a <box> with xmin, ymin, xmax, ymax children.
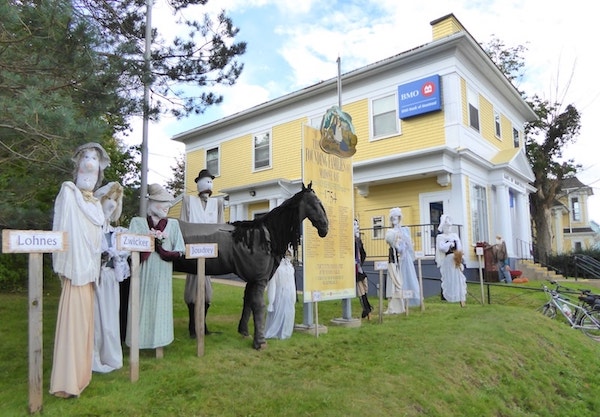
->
<box><xmin>2</xmin><ymin>229</ymin><xmax>66</xmax><ymax>414</ymax></box>
<box><xmin>129</xmin><ymin>252</ymin><xmax>140</xmax><ymax>382</ymax></box>
<box><xmin>476</xmin><ymin>246</ymin><xmax>485</xmax><ymax>306</ymax></box>
<box><xmin>195</xmin><ymin>258</ymin><xmax>206</xmax><ymax>357</ymax></box>
<box><xmin>115</xmin><ymin>232</ymin><xmax>154</xmax><ymax>382</ymax></box>
<box><xmin>185</xmin><ymin>243</ymin><xmax>218</xmax><ymax>357</ymax></box>
<box><xmin>418</xmin><ymin>258</ymin><xmax>425</xmax><ymax>311</ymax></box>
<box><xmin>28</xmin><ymin>253</ymin><xmax>43</xmax><ymax>414</ymax></box>
<box><xmin>373</xmin><ymin>261</ymin><xmax>388</xmax><ymax>324</ymax></box>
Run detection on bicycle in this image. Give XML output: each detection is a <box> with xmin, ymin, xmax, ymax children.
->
<box><xmin>538</xmin><ymin>280</ymin><xmax>600</xmax><ymax>341</ymax></box>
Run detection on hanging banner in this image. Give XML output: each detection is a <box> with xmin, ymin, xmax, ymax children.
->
<box><xmin>302</xmin><ymin>124</ymin><xmax>355</xmax><ymax>302</ymax></box>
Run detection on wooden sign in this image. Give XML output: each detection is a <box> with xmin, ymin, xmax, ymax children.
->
<box><xmin>185</xmin><ymin>243</ymin><xmax>218</xmax><ymax>357</ymax></box>
<box><xmin>2</xmin><ymin>230</ymin><xmax>66</xmax><ymax>253</ymax></box>
<box><xmin>374</xmin><ymin>261</ymin><xmax>388</xmax><ymax>271</ymax></box>
<box><xmin>186</xmin><ymin>243</ymin><xmax>218</xmax><ymax>259</ymax></box>
<box><xmin>116</xmin><ymin>232</ymin><xmax>154</xmax><ymax>252</ymax></box>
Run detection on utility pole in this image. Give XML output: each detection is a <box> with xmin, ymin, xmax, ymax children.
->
<box><xmin>139</xmin><ymin>0</ymin><xmax>153</xmax><ymax>216</ymax></box>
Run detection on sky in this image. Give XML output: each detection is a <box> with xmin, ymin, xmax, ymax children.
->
<box><xmin>135</xmin><ymin>0</ymin><xmax>600</xmax><ymax>223</ymax></box>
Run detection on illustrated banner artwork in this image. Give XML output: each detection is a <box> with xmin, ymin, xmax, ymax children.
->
<box><xmin>302</xmin><ymin>124</ymin><xmax>355</xmax><ymax>302</ymax></box>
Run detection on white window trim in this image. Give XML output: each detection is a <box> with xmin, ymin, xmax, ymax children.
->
<box><xmin>370</xmin><ymin>92</ymin><xmax>400</xmax><ymax>141</ymax></box>
<box><xmin>206</xmin><ymin>146</ymin><xmax>220</xmax><ymax>177</ymax></box>
<box><xmin>467</xmin><ymin>87</ymin><xmax>480</xmax><ymax>132</ymax></box>
<box><xmin>494</xmin><ymin>110</ymin><xmax>502</xmax><ymax>139</ymax></box>
<box><xmin>252</xmin><ymin>130</ymin><xmax>272</xmax><ymax>172</ymax></box>
<box><xmin>512</xmin><ymin>126</ymin><xmax>520</xmax><ymax>148</ymax></box>
<box><xmin>470</xmin><ymin>182</ymin><xmax>489</xmax><ymax>244</ymax></box>
<box><xmin>372</xmin><ymin>215</ymin><xmax>384</xmax><ymax>240</ymax></box>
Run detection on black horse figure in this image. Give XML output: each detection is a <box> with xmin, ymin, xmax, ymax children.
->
<box><xmin>173</xmin><ymin>182</ymin><xmax>328</xmax><ymax>349</ymax></box>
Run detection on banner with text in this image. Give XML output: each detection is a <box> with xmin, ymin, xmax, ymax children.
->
<box><xmin>302</xmin><ymin>124</ymin><xmax>355</xmax><ymax>302</ymax></box>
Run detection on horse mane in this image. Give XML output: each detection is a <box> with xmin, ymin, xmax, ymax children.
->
<box><xmin>231</xmin><ymin>187</ymin><xmax>308</xmax><ymax>256</ymax></box>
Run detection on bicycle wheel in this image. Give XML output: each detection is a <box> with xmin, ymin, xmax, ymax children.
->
<box><xmin>580</xmin><ymin>310</ymin><xmax>600</xmax><ymax>341</ymax></box>
<box><xmin>540</xmin><ymin>303</ymin><xmax>557</xmax><ymax>319</ymax></box>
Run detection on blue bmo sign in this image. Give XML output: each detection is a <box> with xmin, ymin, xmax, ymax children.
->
<box><xmin>398</xmin><ymin>75</ymin><xmax>441</xmax><ymax>119</ymax></box>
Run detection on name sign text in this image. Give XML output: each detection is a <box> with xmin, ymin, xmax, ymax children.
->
<box><xmin>117</xmin><ymin>233</ymin><xmax>154</xmax><ymax>252</ymax></box>
<box><xmin>2</xmin><ymin>230</ymin><xmax>66</xmax><ymax>253</ymax></box>
<box><xmin>374</xmin><ymin>261</ymin><xmax>388</xmax><ymax>271</ymax></box>
<box><xmin>186</xmin><ymin>243</ymin><xmax>218</xmax><ymax>259</ymax></box>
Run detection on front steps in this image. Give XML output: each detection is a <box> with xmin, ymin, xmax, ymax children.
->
<box><xmin>516</xmin><ymin>259</ymin><xmax>565</xmax><ymax>281</ymax></box>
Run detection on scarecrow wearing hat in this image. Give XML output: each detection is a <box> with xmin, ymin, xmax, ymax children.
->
<box><xmin>50</xmin><ymin>142</ymin><xmax>110</xmax><ymax>398</ymax></box>
<box><xmin>180</xmin><ymin>169</ymin><xmax>224</xmax><ymax>337</ymax></box>
<box><xmin>125</xmin><ymin>184</ymin><xmax>185</xmax><ymax>355</ymax></box>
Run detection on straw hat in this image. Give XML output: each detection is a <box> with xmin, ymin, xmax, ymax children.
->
<box><xmin>147</xmin><ymin>183</ymin><xmax>173</xmax><ymax>202</ymax></box>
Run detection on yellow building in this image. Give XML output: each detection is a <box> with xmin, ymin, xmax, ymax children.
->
<box><xmin>552</xmin><ymin>176</ymin><xmax>596</xmax><ymax>253</ymax></box>
<box><xmin>172</xmin><ymin>14</ymin><xmax>538</xmax><ymax>269</ymax></box>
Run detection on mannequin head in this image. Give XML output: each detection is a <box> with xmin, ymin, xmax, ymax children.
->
<box><xmin>438</xmin><ymin>214</ymin><xmax>452</xmax><ymax>234</ymax></box>
<box><xmin>148</xmin><ymin>200</ymin><xmax>171</xmax><ymax>220</ymax></box>
<box><xmin>496</xmin><ymin>235</ymin><xmax>503</xmax><ymax>245</ymax></box>
<box><xmin>146</xmin><ymin>183</ymin><xmax>173</xmax><ymax>219</ymax></box>
<box><xmin>71</xmin><ymin>142</ymin><xmax>110</xmax><ymax>191</ymax></box>
<box><xmin>354</xmin><ymin>219</ymin><xmax>360</xmax><ymax>238</ymax></box>
<box><xmin>94</xmin><ymin>182</ymin><xmax>123</xmax><ymax>223</ymax></box>
<box><xmin>389</xmin><ymin>207</ymin><xmax>402</xmax><ymax>227</ymax></box>
<box><xmin>194</xmin><ymin>169</ymin><xmax>215</xmax><ymax>195</ymax></box>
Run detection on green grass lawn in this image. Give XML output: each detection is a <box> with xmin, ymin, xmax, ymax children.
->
<box><xmin>1</xmin><ymin>276</ymin><xmax>600</xmax><ymax>416</ymax></box>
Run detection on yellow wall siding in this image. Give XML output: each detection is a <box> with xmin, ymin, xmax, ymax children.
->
<box><xmin>248</xmin><ymin>202</ymin><xmax>269</xmax><ymax>217</ymax></box>
<box><xmin>499</xmin><ymin>115</ymin><xmax>513</xmax><ymax>149</ymax></box>
<box><xmin>184</xmin><ymin>149</ymin><xmax>206</xmax><ymax>195</ymax></box>
<box><xmin>272</xmin><ymin>119</ymin><xmax>304</xmax><ymax>180</ymax></box>
<box><xmin>355</xmin><ymin>179</ymin><xmax>443</xmax><ymax>226</ymax></box>
<box><xmin>479</xmin><ymin>96</ymin><xmax>496</xmax><ymax>144</ymax></box>
<box><xmin>461</xmin><ymin>78</ymin><xmax>468</xmax><ymax>126</ymax></box>
<box><xmin>431</xmin><ymin>15</ymin><xmax>464</xmax><ymax>40</ymax></box>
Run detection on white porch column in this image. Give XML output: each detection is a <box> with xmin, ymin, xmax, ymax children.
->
<box><xmin>269</xmin><ymin>198</ymin><xmax>278</xmax><ymax>210</ymax></box>
<box><xmin>515</xmin><ymin>191</ymin><xmax>531</xmax><ymax>257</ymax></box>
<box><xmin>553</xmin><ymin>208</ymin><xmax>563</xmax><ymax>254</ymax></box>
<box><xmin>495</xmin><ymin>183</ymin><xmax>511</xmax><ymax>248</ymax></box>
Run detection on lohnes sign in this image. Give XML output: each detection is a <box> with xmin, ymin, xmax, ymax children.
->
<box><xmin>2</xmin><ymin>230</ymin><xmax>66</xmax><ymax>253</ymax></box>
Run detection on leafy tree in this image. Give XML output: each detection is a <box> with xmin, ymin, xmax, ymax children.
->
<box><xmin>482</xmin><ymin>37</ymin><xmax>582</xmax><ymax>264</ymax></box>
<box><xmin>525</xmin><ymin>97</ymin><xmax>581</xmax><ymax>263</ymax></box>
<box><xmin>165</xmin><ymin>154</ymin><xmax>185</xmax><ymax>197</ymax></box>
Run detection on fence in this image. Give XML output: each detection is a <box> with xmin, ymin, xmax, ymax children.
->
<box><xmin>358</xmin><ymin>224</ymin><xmax>463</xmax><ymax>261</ymax></box>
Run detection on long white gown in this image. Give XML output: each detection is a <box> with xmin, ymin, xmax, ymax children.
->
<box><xmin>93</xmin><ymin>225</ymin><xmax>130</xmax><ymax>373</ymax></box>
<box><xmin>385</xmin><ymin>226</ymin><xmax>421</xmax><ymax>313</ymax></box>
<box><xmin>436</xmin><ymin>232</ymin><xmax>467</xmax><ymax>303</ymax></box>
<box><xmin>50</xmin><ymin>181</ymin><xmax>104</xmax><ymax>397</ymax></box>
<box><xmin>264</xmin><ymin>258</ymin><xmax>296</xmax><ymax>339</ymax></box>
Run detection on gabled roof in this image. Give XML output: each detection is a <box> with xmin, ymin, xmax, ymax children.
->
<box><xmin>559</xmin><ymin>176</ymin><xmax>594</xmax><ymax>197</ymax></box>
<box><xmin>491</xmin><ymin>148</ymin><xmax>535</xmax><ymax>183</ymax></box>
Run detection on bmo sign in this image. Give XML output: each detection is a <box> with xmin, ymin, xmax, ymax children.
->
<box><xmin>398</xmin><ymin>75</ymin><xmax>441</xmax><ymax>119</ymax></box>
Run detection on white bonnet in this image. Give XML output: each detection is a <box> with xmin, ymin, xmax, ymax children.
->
<box><xmin>94</xmin><ymin>182</ymin><xmax>124</xmax><ymax>222</ymax></box>
<box><xmin>438</xmin><ymin>214</ymin><xmax>452</xmax><ymax>232</ymax></box>
<box><xmin>389</xmin><ymin>207</ymin><xmax>402</xmax><ymax>219</ymax></box>
<box><xmin>71</xmin><ymin>142</ymin><xmax>110</xmax><ymax>170</ymax></box>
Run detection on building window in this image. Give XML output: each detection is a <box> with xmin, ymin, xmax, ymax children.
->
<box><xmin>372</xmin><ymin>216</ymin><xmax>384</xmax><ymax>239</ymax></box>
<box><xmin>253</xmin><ymin>131</ymin><xmax>271</xmax><ymax>170</ymax></box>
<box><xmin>206</xmin><ymin>147</ymin><xmax>219</xmax><ymax>177</ymax></box>
<box><xmin>494</xmin><ymin>111</ymin><xmax>501</xmax><ymax>138</ymax></box>
<box><xmin>467</xmin><ymin>88</ymin><xmax>479</xmax><ymax>131</ymax></box>
<box><xmin>372</xmin><ymin>94</ymin><xmax>398</xmax><ymax>138</ymax></box>
<box><xmin>571</xmin><ymin>197</ymin><xmax>581</xmax><ymax>221</ymax></box>
<box><xmin>513</xmin><ymin>127</ymin><xmax>520</xmax><ymax>148</ymax></box>
<box><xmin>470</xmin><ymin>183</ymin><xmax>489</xmax><ymax>243</ymax></box>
